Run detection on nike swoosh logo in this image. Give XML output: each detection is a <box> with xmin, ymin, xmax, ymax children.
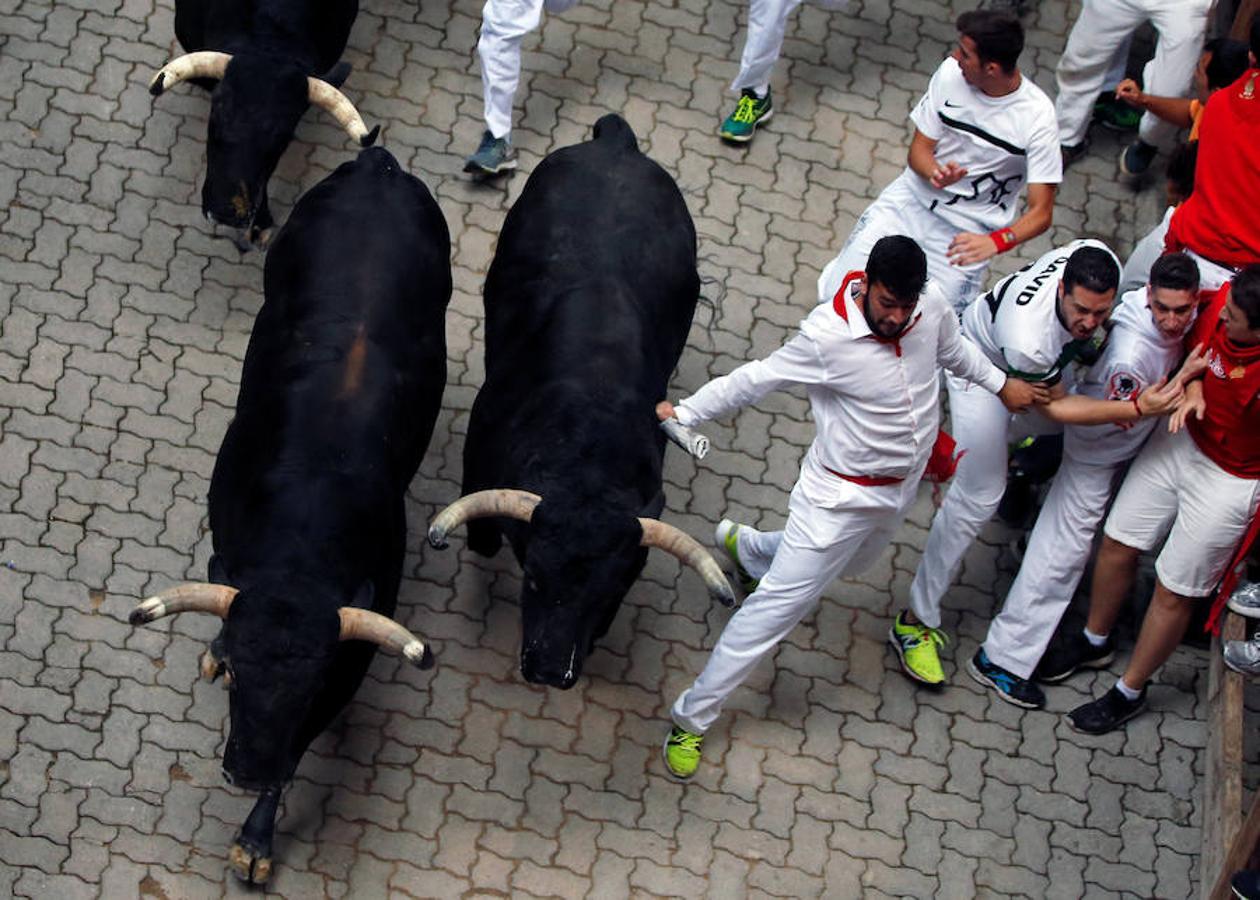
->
<box><xmin>944</xmin><ymin>100</ymin><xmax>962</xmax><ymax>108</ymax></box>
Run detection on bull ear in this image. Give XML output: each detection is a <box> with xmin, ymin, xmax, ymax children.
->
<box><xmin>209</xmin><ymin>554</ymin><xmax>230</xmax><ymax>585</ymax></box>
<box><xmin>350</xmin><ymin>581</ymin><xmax>374</xmax><ymax>610</ymax></box>
<box><xmin>319</xmin><ymin>61</ymin><xmax>352</xmax><ymax>89</ymax></box>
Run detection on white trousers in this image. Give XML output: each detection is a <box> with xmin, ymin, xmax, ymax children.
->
<box><xmin>982</xmin><ymin>453</ymin><xmax>1122</xmax><ymax>678</ymax></box>
<box><xmin>477</xmin><ymin>0</ymin><xmax>579</xmax><ymax>138</ymax></box>
<box><xmin>671</xmin><ymin>467</ymin><xmax>917</xmax><ymax>734</ymax></box>
<box><xmin>909</xmin><ymin>373</ymin><xmax>1019</xmax><ymax>628</ymax></box>
<box><xmin>732</xmin><ymin>0</ymin><xmax>850</xmax><ymax>96</ymax></box>
<box><xmin>818</xmin><ymin>174</ymin><xmax>989</xmax><ymax>313</ymax></box>
<box><xmin>1054</xmin><ymin>0</ymin><xmax>1212</xmax><ymax>149</ymax></box>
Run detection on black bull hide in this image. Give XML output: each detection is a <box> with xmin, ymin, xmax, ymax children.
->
<box><xmin>459</xmin><ymin>113</ymin><xmax>704</xmax><ymax>689</ymax></box>
<box><xmin>204</xmin><ymin>146</ymin><xmax>449</xmax><ymax>881</ymax></box>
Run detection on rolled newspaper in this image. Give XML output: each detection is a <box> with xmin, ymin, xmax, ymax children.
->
<box><xmin>661</xmin><ymin>418</ymin><xmax>710</xmax><ymax>460</ymax></box>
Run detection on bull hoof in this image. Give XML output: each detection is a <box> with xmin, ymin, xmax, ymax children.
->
<box><xmin>228</xmin><ymin>842</ymin><xmax>272</xmax><ymax>885</ymax></box>
<box><xmin>249</xmin><ymin>225</ymin><xmax>273</xmax><ymax>251</ymax></box>
<box><xmin>199</xmin><ymin>648</ymin><xmax>224</xmax><ymax>682</ymax></box>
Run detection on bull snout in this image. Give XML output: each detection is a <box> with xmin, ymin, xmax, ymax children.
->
<box><xmin>520</xmin><ymin>641</ymin><xmax>583</xmax><ymax>690</ymax></box>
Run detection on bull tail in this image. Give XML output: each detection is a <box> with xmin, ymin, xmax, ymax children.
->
<box><xmin>592</xmin><ymin>114</ymin><xmax>638</xmax><ymax>152</ymax></box>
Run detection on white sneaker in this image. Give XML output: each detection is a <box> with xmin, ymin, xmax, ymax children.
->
<box><xmin>1224</xmin><ymin>635</ymin><xmax>1260</xmax><ymax>676</ymax></box>
<box><xmin>1227</xmin><ymin>582</ymin><xmax>1260</xmax><ymax>619</ymax></box>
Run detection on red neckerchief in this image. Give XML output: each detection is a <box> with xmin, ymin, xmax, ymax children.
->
<box><xmin>833</xmin><ymin>270</ymin><xmax>922</xmax><ymax>357</ymax></box>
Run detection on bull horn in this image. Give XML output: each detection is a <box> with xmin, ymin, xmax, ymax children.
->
<box><xmin>427</xmin><ymin>489</ymin><xmax>542</xmax><ymax>549</ymax></box>
<box><xmin>638</xmin><ymin>519</ymin><xmax>737</xmax><ymax>608</ymax></box>
<box><xmin>338</xmin><ymin>608</ymin><xmax>434</xmax><ymax>669</ymax></box>
<box><xmin>129</xmin><ymin>583</ymin><xmax>239</xmax><ymax>625</ymax></box>
<box><xmin>307</xmin><ymin>77</ymin><xmax>380</xmax><ymax>147</ymax></box>
<box><xmin>149</xmin><ymin>51</ymin><xmax>232</xmax><ymax>96</ymax></box>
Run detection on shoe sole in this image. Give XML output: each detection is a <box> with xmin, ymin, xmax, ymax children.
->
<box><xmin>1227</xmin><ymin>597</ymin><xmax>1260</xmax><ymax>619</ymax></box>
<box><xmin>463</xmin><ymin>159</ymin><xmax>519</xmax><ymax>176</ymax></box>
<box><xmin>1036</xmin><ymin>650</ymin><xmax>1114</xmax><ymax>684</ymax></box>
<box><xmin>887</xmin><ymin>627</ymin><xmax>944</xmax><ymax>686</ymax></box>
<box><xmin>1063</xmin><ymin>700</ymin><xmax>1145</xmax><ymax>735</ymax></box>
<box><xmin>719</xmin><ymin>108</ymin><xmax>774</xmax><ymax>143</ymax></box>
<box><xmin>966</xmin><ymin>657</ymin><xmax>1044</xmax><ymax>709</ymax></box>
<box><xmin>1223</xmin><ymin>655</ymin><xmax>1260</xmax><ymax>676</ymax></box>
<box><xmin>661</xmin><ymin>731</ymin><xmax>697</xmax><ymax>782</ymax></box>
<box><xmin>715</xmin><ymin>519</ymin><xmax>759</xmax><ymax>594</ymax></box>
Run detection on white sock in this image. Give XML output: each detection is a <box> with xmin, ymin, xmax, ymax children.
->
<box><xmin>1083</xmin><ymin>627</ymin><xmax>1108</xmax><ymax>648</ymax></box>
<box><xmin>1114</xmin><ymin>677</ymin><xmax>1142</xmax><ymax>701</ymax></box>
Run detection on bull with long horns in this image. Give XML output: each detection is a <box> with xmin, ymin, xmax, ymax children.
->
<box><xmin>428</xmin><ymin>114</ymin><xmax>735</xmax><ymax>690</ymax></box>
<box><xmin>129</xmin><ymin>146</ymin><xmax>451</xmax><ymax>883</ymax></box>
<box><xmin>151</xmin><ymin>0</ymin><xmax>378</xmax><ymax>249</ymax></box>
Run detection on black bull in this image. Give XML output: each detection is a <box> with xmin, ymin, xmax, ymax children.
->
<box><xmin>151</xmin><ymin>0</ymin><xmax>378</xmax><ymax>248</ymax></box>
<box><xmin>429</xmin><ymin>114</ymin><xmax>734</xmax><ymax>689</ymax></box>
<box><xmin>128</xmin><ymin>146</ymin><xmax>449</xmax><ymax>883</ymax></box>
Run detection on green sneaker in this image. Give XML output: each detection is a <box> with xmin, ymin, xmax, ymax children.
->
<box><xmin>888</xmin><ymin>612</ymin><xmax>948</xmax><ymax>685</ymax></box>
<box><xmin>1093</xmin><ymin>93</ymin><xmax>1142</xmax><ymax>132</ymax></box>
<box><xmin>663</xmin><ymin>725</ymin><xmax>703</xmax><ymax>780</ymax></box>
<box><xmin>719</xmin><ymin>89</ymin><xmax>773</xmax><ymax>143</ymax></box>
<box><xmin>715</xmin><ymin>518</ymin><xmax>759</xmax><ymax>593</ymax></box>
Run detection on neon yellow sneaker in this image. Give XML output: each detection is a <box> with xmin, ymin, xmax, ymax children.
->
<box><xmin>719</xmin><ymin>89</ymin><xmax>773</xmax><ymax>143</ymax></box>
<box><xmin>662</xmin><ymin>725</ymin><xmax>704</xmax><ymax>780</ymax></box>
<box><xmin>888</xmin><ymin>612</ymin><xmax>947</xmax><ymax>685</ymax></box>
<box><xmin>715</xmin><ymin>518</ymin><xmax>759</xmax><ymax>593</ymax></box>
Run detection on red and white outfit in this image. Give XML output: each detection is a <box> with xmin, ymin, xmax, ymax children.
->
<box><xmin>908</xmin><ymin>240</ymin><xmax>1121</xmax><ymax>630</ymax></box>
<box><xmin>669</xmin><ymin>272</ymin><xmax>1007</xmax><ymax>734</ymax></box>
<box><xmin>1166</xmin><ymin>69</ymin><xmax>1260</xmax><ymax>290</ymax></box>
<box><xmin>819</xmin><ymin>57</ymin><xmax>1061</xmax><ymax>313</ymax></box>
<box><xmin>1105</xmin><ymin>284</ymin><xmax>1260</xmax><ymax>603</ymax></box>
<box><xmin>982</xmin><ymin>289</ymin><xmax>1189</xmax><ymax>678</ymax></box>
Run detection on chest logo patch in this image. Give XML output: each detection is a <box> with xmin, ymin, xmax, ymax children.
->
<box><xmin>1107</xmin><ymin>371</ymin><xmax>1138</xmax><ymax>401</ymax></box>
<box><xmin>1207</xmin><ymin>349</ymin><xmax>1227</xmax><ymax>379</ymax></box>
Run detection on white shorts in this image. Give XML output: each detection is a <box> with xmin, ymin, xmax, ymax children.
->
<box><xmin>1104</xmin><ymin>427</ymin><xmax>1260</xmax><ymax>597</ymax></box>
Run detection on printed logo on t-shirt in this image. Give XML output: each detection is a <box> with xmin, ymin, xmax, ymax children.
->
<box><xmin>1106</xmin><ymin>371</ymin><xmax>1139</xmax><ymax>400</ymax></box>
<box><xmin>1207</xmin><ymin>348</ymin><xmax>1228</xmax><ymax>379</ymax></box>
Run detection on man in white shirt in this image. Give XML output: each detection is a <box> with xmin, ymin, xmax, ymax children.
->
<box><xmin>655</xmin><ymin>236</ymin><xmax>1046</xmax><ymax>781</ymax></box>
<box><xmin>972</xmin><ymin>253</ymin><xmax>1200</xmax><ymax>708</ymax></box>
<box><xmin>899</xmin><ymin>241</ymin><xmax>1195</xmax><ymax>688</ymax></box>
<box><xmin>820</xmin><ymin>9</ymin><xmax>1061</xmax><ymax>313</ymax></box>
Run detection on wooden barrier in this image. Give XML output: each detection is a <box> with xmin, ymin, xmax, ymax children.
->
<box><xmin>1203</xmin><ymin>612</ymin><xmax>1249</xmax><ymax>900</ymax></box>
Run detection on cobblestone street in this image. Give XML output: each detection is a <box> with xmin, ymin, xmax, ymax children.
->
<box><xmin>0</xmin><ymin>0</ymin><xmax>1228</xmax><ymax>896</ymax></box>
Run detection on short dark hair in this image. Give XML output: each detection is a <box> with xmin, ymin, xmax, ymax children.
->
<box><xmin>1149</xmin><ymin>253</ymin><xmax>1200</xmax><ymax>293</ymax></box>
<box><xmin>1204</xmin><ymin>38</ymin><xmax>1250</xmax><ymax>91</ymax></box>
<box><xmin>1250</xmin><ymin>16</ymin><xmax>1260</xmax><ymax>63</ymax></box>
<box><xmin>867</xmin><ymin>235</ymin><xmax>928</xmax><ymax>302</ymax></box>
<box><xmin>1231</xmin><ymin>265</ymin><xmax>1260</xmax><ymax>329</ymax></box>
<box><xmin>956</xmin><ymin>9</ymin><xmax>1024</xmax><ymax>74</ymax></box>
<box><xmin>1165</xmin><ymin>141</ymin><xmax>1197</xmax><ymax>200</ymax></box>
<box><xmin>1063</xmin><ymin>246</ymin><xmax>1120</xmax><ymax>295</ymax></box>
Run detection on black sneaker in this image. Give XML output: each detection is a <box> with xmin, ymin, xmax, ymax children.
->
<box><xmin>1061</xmin><ymin>142</ymin><xmax>1089</xmax><ymax>168</ymax></box>
<box><xmin>1034</xmin><ymin>630</ymin><xmax>1114</xmax><ymax>683</ymax></box>
<box><xmin>1065</xmin><ymin>685</ymin><xmax>1147</xmax><ymax>735</ymax></box>
<box><xmin>1119</xmin><ymin>139</ymin><xmax>1157</xmax><ymax>177</ymax></box>
<box><xmin>967</xmin><ymin>648</ymin><xmax>1046</xmax><ymax>709</ymax></box>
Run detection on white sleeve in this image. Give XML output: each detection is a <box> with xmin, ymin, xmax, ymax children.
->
<box><xmin>675</xmin><ymin>331</ymin><xmax>827</xmax><ymax>426</ymax></box>
<box><xmin>909</xmin><ymin>62</ymin><xmax>946</xmax><ymax>140</ymax></box>
<box><xmin>1023</xmin><ymin>113</ymin><xmax>1063</xmax><ymax>185</ymax></box>
<box><xmin>937</xmin><ymin>306</ymin><xmax>1007</xmax><ymax>394</ymax></box>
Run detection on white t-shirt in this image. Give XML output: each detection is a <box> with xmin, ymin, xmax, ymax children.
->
<box><xmin>904</xmin><ymin>57</ymin><xmax>1062</xmax><ymax>232</ymax></box>
<box><xmin>1065</xmin><ymin>288</ymin><xmax>1191</xmax><ymax>466</ymax></box>
<box><xmin>960</xmin><ymin>239</ymin><xmax>1119</xmax><ymax>384</ymax></box>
